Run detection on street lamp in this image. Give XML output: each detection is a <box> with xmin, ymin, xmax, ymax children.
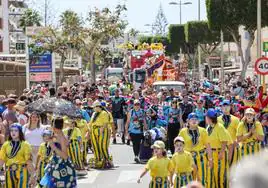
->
<box><xmin>169</xmin><ymin>1</ymin><xmax>192</xmax><ymax>24</ymax></box>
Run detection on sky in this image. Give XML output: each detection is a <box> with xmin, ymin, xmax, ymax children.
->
<box><xmin>37</xmin><ymin>0</ymin><xmax>207</xmax><ymax>33</ymax></box>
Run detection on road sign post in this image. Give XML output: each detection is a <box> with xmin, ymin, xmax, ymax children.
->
<box><xmin>263</xmin><ymin>42</ymin><xmax>268</xmax><ymax>52</ymax></box>
<box><xmin>255</xmin><ymin>57</ymin><xmax>268</xmax><ymax>91</ymax></box>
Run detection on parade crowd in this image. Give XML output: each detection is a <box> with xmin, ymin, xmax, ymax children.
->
<box><xmin>0</xmin><ymin>75</ymin><xmax>266</xmax><ymax>188</ymax></box>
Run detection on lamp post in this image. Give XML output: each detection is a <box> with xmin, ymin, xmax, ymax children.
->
<box><xmin>257</xmin><ymin>0</ymin><xmax>262</xmax><ymax>86</ymax></box>
<box><xmin>169</xmin><ymin>1</ymin><xmax>192</xmax><ymax>24</ymax></box>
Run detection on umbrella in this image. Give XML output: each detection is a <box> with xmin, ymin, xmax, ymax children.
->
<box><xmin>27</xmin><ymin>97</ymin><xmax>82</xmax><ymax>118</ymax></box>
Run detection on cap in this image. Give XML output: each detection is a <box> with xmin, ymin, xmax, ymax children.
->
<box><xmin>245</xmin><ymin>108</ymin><xmax>256</xmax><ymax>115</ymax></box>
<box><xmin>174</xmin><ymin>136</ymin><xmax>185</xmax><ymax>144</ymax></box>
<box><xmin>92</xmin><ymin>101</ymin><xmax>102</xmax><ymax>108</ymax></box>
<box><xmin>206</xmin><ymin>108</ymin><xmax>218</xmax><ymax>118</ymax></box>
<box><xmin>36</xmin><ymin>84</ymin><xmax>42</xmax><ymax>88</ymax></box>
<box><xmin>188</xmin><ymin>113</ymin><xmax>198</xmax><ymax>120</ymax></box>
<box><xmin>151</xmin><ymin>140</ymin><xmax>165</xmax><ymax>149</ymax></box>
<box><xmin>14</xmin><ymin>101</ymin><xmax>26</xmax><ymax>111</ymax></box>
<box><xmin>101</xmin><ymin>101</ymin><xmax>106</xmax><ymax>107</ymax></box>
<box><xmin>134</xmin><ymin>99</ymin><xmax>140</xmax><ymax>104</ymax></box>
<box><xmin>220</xmin><ymin>100</ymin><xmax>230</xmax><ymax>106</ymax></box>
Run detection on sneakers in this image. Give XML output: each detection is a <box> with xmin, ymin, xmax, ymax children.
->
<box><xmin>134</xmin><ymin>156</ymin><xmax>140</xmax><ymax>163</ymax></box>
<box><xmin>126</xmin><ymin>139</ymin><xmax>130</xmax><ymax>145</ymax></box>
<box><xmin>167</xmin><ymin>150</ymin><xmax>172</xmax><ymax>158</ymax></box>
<box><xmin>121</xmin><ymin>134</ymin><xmax>125</xmax><ymax>144</ymax></box>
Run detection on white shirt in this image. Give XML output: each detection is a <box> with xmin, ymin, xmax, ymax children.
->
<box><xmin>23</xmin><ymin>126</ymin><xmax>45</xmax><ymax>146</ymax></box>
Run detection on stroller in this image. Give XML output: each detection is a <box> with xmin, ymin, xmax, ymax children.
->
<box><xmin>139</xmin><ymin>127</ymin><xmax>167</xmax><ymax>163</ymax></box>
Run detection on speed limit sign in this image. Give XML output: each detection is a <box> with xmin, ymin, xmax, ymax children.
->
<box><xmin>255</xmin><ymin>57</ymin><xmax>268</xmax><ymax>75</ymax></box>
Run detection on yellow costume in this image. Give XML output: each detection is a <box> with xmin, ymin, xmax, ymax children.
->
<box><xmin>171</xmin><ymin>151</ymin><xmax>194</xmax><ymax>188</ymax></box>
<box><xmin>0</xmin><ymin>141</ymin><xmax>32</xmax><ymax>188</ymax></box>
<box><xmin>146</xmin><ymin>156</ymin><xmax>173</xmax><ymax>188</ymax></box>
<box><xmin>63</xmin><ymin>127</ymin><xmax>83</xmax><ymax>169</ymax></box>
<box><xmin>76</xmin><ymin>119</ymin><xmax>89</xmax><ymax>165</ymax></box>
<box><xmin>218</xmin><ymin>115</ymin><xmax>240</xmax><ymax>165</ymax></box>
<box><xmin>237</xmin><ymin>121</ymin><xmax>264</xmax><ymax>157</ymax></box>
<box><xmin>179</xmin><ymin>127</ymin><xmax>208</xmax><ymax>186</ymax></box>
<box><xmin>89</xmin><ymin>110</ymin><xmax>113</xmax><ymax>168</ymax></box>
<box><xmin>37</xmin><ymin>142</ymin><xmax>52</xmax><ymax>185</ymax></box>
<box><xmin>206</xmin><ymin>123</ymin><xmax>231</xmax><ymax>188</ymax></box>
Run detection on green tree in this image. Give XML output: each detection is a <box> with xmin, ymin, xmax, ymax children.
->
<box><xmin>185</xmin><ymin>21</ymin><xmax>221</xmax><ymax>79</ymax></box>
<box><xmin>30</xmin><ymin>10</ymin><xmax>83</xmax><ymax>85</ymax></box>
<box><xmin>206</xmin><ymin>0</ymin><xmax>268</xmax><ymax>79</ymax></box>
<box><xmin>167</xmin><ymin>24</ymin><xmax>185</xmax><ymax>54</ymax></box>
<box><xmin>152</xmin><ymin>3</ymin><xmax>168</xmax><ymax>36</ymax></box>
<box><xmin>19</xmin><ymin>8</ymin><xmax>42</xmax><ymax>32</ymax></box>
<box><xmin>78</xmin><ymin>5</ymin><xmax>127</xmax><ymax>83</ymax></box>
<box><xmin>138</xmin><ymin>35</ymin><xmax>153</xmax><ymax>44</ymax></box>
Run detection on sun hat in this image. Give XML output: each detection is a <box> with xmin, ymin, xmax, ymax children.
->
<box><xmin>14</xmin><ymin>101</ymin><xmax>26</xmax><ymax>111</ymax></box>
<box><xmin>151</xmin><ymin>140</ymin><xmax>165</xmax><ymax>149</ymax></box>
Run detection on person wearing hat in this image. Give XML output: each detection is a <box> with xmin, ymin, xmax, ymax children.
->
<box><xmin>205</xmin><ymin>108</ymin><xmax>231</xmax><ymax>188</ymax></box>
<box><xmin>36</xmin><ymin>130</ymin><xmax>53</xmax><ymax>186</ymax></box>
<box><xmin>237</xmin><ymin>108</ymin><xmax>264</xmax><ymax>158</ymax></box>
<box><xmin>217</xmin><ymin>100</ymin><xmax>240</xmax><ymax>166</ymax></box>
<box><xmin>89</xmin><ymin>101</ymin><xmax>113</xmax><ymax>169</ymax></box>
<box><xmin>14</xmin><ymin>101</ymin><xmax>28</xmax><ymax>126</ymax></box>
<box><xmin>63</xmin><ymin>119</ymin><xmax>85</xmax><ymax>171</ymax></box>
<box><xmin>170</xmin><ymin>136</ymin><xmax>197</xmax><ymax>188</ymax></box>
<box><xmin>125</xmin><ymin>99</ymin><xmax>148</xmax><ymax>163</ymax></box>
<box><xmin>179</xmin><ymin>113</ymin><xmax>212</xmax><ymax>187</ymax></box>
<box><xmin>0</xmin><ymin>123</ymin><xmax>35</xmax><ymax>187</ymax></box>
<box><xmin>137</xmin><ymin>140</ymin><xmax>173</xmax><ymax>187</ymax></box>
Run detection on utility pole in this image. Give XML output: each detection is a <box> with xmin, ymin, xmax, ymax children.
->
<box><xmin>257</xmin><ymin>0</ymin><xmax>262</xmax><ymax>86</ymax></box>
<box><xmin>197</xmin><ymin>0</ymin><xmax>201</xmax><ymax>80</ymax></box>
<box><xmin>220</xmin><ymin>30</ymin><xmax>224</xmax><ymax>94</ymax></box>
<box><xmin>44</xmin><ymin>0</ymin><xmax>48</xmax><ymax>26</ymax></box>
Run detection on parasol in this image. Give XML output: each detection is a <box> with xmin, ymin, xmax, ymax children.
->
<box><xmin>27</xmin><ymin>97</ymin><xmax>82</xmax><ymax>118</ymax></box>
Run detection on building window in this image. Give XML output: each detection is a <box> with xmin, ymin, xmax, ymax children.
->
<box><xmin>0</xmin><ymin>41</ymin><xmax>3</xmax><ymax>52</ymax></box>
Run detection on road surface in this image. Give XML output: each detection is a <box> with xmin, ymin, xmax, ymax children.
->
<box><xmin>78</xmin><ymin>142</ymin><xmax>150</xmax><ymax>188</ymax></box>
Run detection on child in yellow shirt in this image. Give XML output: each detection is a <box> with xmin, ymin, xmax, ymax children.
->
<box><xmin>137</xmin><ymin>140</ymin><xmax>173</xmax><ymax>188</ymax></box>
<box><xmin>171</xmin><ymin>136</ymin><xmax>198</xmax><ymax>188</ymax></box>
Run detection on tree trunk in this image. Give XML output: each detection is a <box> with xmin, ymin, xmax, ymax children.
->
<box><xmin>208</xmin><ymin>58</ymin><xmax>212</xmax><ymax>80</ymax></box>
<box><xmin>90</xmin><ymin>53</ymin><xmax>95</xmax><ymax>84</ymax></box>
<box><xmin>59</xmin><ymin>55</ymin><xmax>66</xmax><ymax>86</ymax></box>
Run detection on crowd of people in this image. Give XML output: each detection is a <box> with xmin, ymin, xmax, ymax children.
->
<box><xmin>0</xmin><ymin>75</ymin><xmax>266</xmax><ymax>187</ymax></box>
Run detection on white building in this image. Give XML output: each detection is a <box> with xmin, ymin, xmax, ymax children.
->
<box><xmin>1</xmin><ymin>0</ymin><xmax>10</xmax><ymax>53</ymax></box>
<box><xmin>8</xmin><ymin>0</ymin><xmax>27</xmax><ymax>54</ymax></box>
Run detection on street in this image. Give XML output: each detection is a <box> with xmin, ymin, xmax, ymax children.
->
<box><xmin>78</xmin><ymin>143</ymin><xmax>150</xmax><ymax>188</ymax></box>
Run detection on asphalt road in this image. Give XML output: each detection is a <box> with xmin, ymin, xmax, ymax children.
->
<box><xmin>77</xmin><ymin>142</ymin><xmax>151</xmax><ymax>188</ymax></box>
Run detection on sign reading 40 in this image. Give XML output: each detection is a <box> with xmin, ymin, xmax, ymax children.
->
<box><xmin>255</xmin><ymin>57</ymin><xmax>268</xmax><ymax>75</ymax></box>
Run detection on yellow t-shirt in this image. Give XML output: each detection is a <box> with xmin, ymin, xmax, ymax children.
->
<box><xmin>76</xmin><ymin>119</ymin><xmax>89</xmax><ymax>142</ymax></box>
<box><xmin>107</xmin><ymin>111</ymin><xmax>114</xmax><ymax>129</ymax></box>
<box><xmin>146</xmin><ymin>156</ymin><xmax>173</xmax><ymax>178</ymax></box>
<box><xmin>171</xmin><ymin>151</ymin><xmax>194</xmax><ymax>174</ymax></box>
<box><xmin>179</xmin><ymin>127</ymin><xmax>208</xmax><ymax>152</ymax></box>
<box><xmin>237</xmin><ymin>121</ymin><xmax>264</xmax><ymax>144</ymax></box>
<box><xmin>218</xmin><ymin>115</ymin><xmax>240</xmax><ymax>143</ymax></box>
<box><xmin>38</xmin><ymin>142</ymin><xmax>52</xmax><ymax>161</ymax></box>
<box><xmin>89</xmin><ymin>111</ymin><xmax>110</xmax><ymax>128</ymax></box>
<box><xmin>206</xmin><ymin>123</ymin><xmax>231</xmax><ymax>149</ymax></box>
<box><xmin>0</xmin><ymin>141</ymin><xmax>32</xmax><ymax>166</ymax></box>
<box><xmin>63</xmin><ymin>127</ymin><xmax>82</xmax><ymax>141</ymax></box>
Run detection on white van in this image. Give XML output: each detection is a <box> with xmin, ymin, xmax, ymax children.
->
<box><xmin>153</xmin><ymin>81</ymin><xmax>185</xmax><ymax>92</ymax></box>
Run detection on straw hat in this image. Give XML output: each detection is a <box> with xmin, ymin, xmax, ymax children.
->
<box><xmin>14</xmin><ymin>101</ymin><xmax>26</xmax><ymax>111</ymax></box>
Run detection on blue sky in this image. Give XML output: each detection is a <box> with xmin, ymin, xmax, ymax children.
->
<box><xmin>50</xmin><ymin>0</ymin><xmax>207</xmax><ymax>32</ymax></box>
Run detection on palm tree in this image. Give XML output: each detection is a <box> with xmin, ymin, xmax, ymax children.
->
<box><xmin>19</xmin><ymin>8</ymin><xmax>42</xmax><ymax>32</ymax></box>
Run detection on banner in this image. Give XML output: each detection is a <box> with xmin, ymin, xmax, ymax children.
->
<box><xmin>147</xmin><ymin>58</ymin><xmax>165</xmax><ymax>77</ymax></box>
